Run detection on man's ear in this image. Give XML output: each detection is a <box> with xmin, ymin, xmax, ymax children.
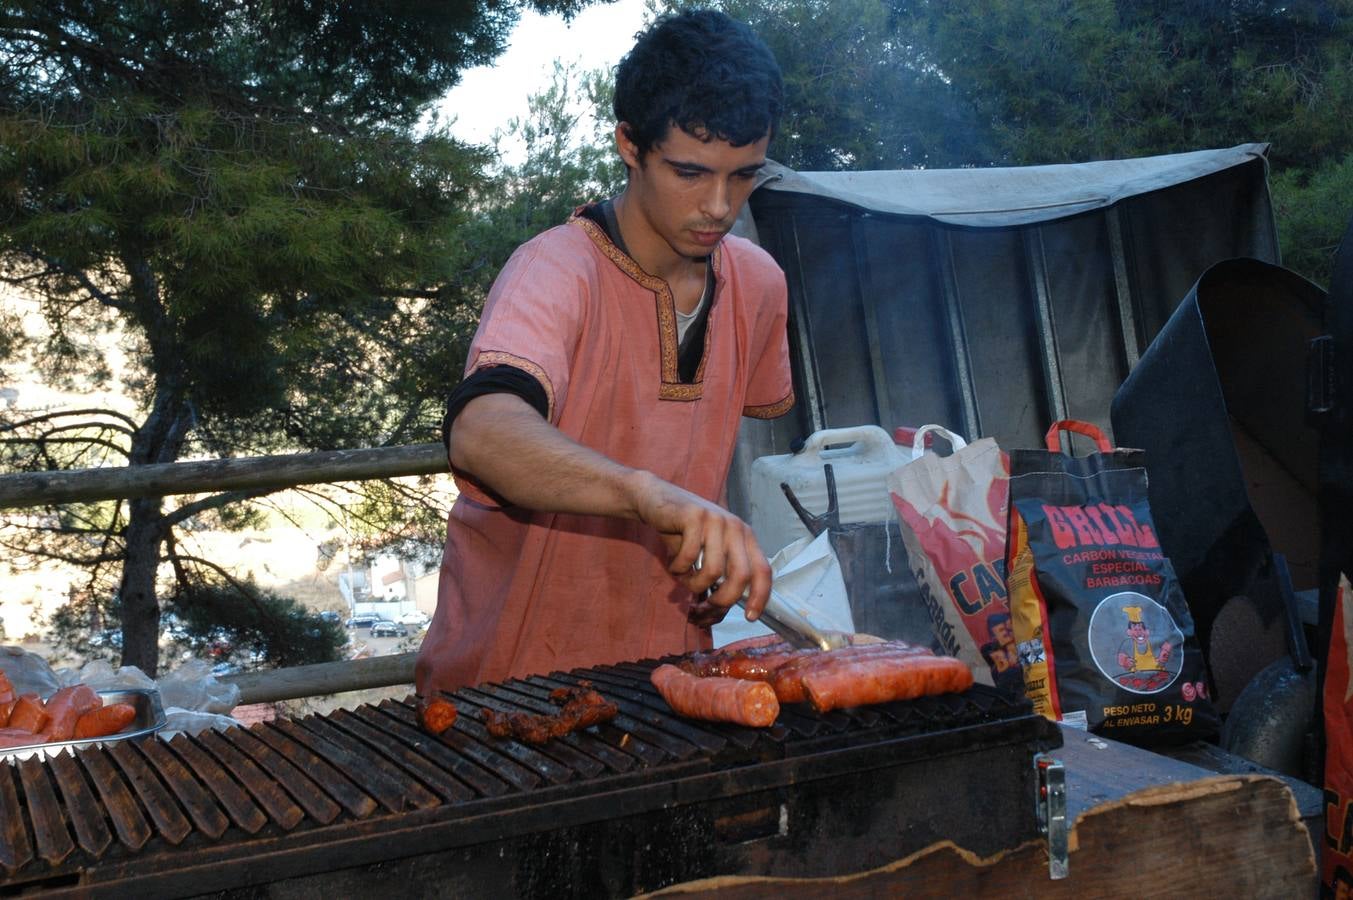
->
<box><xmin>615</xmin><ymin>123</ymin><xmax>641</xmax><ymax>170</ymax></box>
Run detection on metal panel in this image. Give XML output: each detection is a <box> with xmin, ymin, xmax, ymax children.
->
<box><xmin>739</xmin><ymin>154</ymin><xmax>1276</xmax><ymax>485</ymax></box>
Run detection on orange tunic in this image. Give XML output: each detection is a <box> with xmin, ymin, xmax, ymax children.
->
<box><xmin>415</xmin><ymin>213</ymin><xmax>794</xmax><ymax>693</ymax></box>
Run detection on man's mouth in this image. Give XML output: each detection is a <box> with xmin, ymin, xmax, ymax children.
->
<box><xmin>690</xmin><ymin>228</ymin><xmax>725</xmax><ymax>246</ymax></box>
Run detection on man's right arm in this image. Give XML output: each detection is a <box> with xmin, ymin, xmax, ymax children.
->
<box><xmin>449</xmin><ymin>392</ymin><xmax>771</xmax><ymax>619</ymax></box>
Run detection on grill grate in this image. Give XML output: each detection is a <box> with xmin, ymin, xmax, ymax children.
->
<box><xmin>0</xmin><ymin>657</ymin><xmax>1039</xmax><ymax>891</ymax></box>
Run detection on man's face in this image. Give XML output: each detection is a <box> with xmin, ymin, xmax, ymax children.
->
<box><xmin>1128</xmin><ymin>621</ymin><xmax>1150</xmax><ymax>645</ymax></box>
<box><xmin>991</xmin><ymin>619</ymin><xmax>1013</xmax><ymax>646</ymax></box>
<box><xmin>616</xmin><ymin>123</ymin><xmax>769</xmax><ymax>270</ymax></box>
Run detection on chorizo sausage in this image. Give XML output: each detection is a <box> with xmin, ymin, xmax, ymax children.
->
<box><xmin>801</xmin><ymin>654</ymin><xmax>974</xmax><ymax>713</ymax></box>
<box><xmin>73</xmin><ymin>703</ymin><xmax>138</xmax><ymax>739</ymax></box>
<box><xmin>683</xmin><ymin>643</ymin><xmax>817</xmax><ymax>680</ymax></box>
<box><xmin>43</xmin><ymin>684</ymin><xmax>102</xmax><ymax>741</ymax></box>
<box><xmin>7</xmin><ymin>694</ymin><xmax>49</xmax><ymax>733</ymax></box>
<box><xmin>418</xmin><ymin>697</ymin><xmax>459</xmax><ymax>735</ymax></box>
<box><xmin>0</xmin><ymin>727</ymin><xmax>45</xmax><ymax>749</ymax></box>
<box><xmin>770</xmin><ymin>643</ymin><xmax>933</xmax><ymax>703</ymax></box>
<box><xmin>650</xmin><ymin>663</ymin><xmax>780</xmax><ymax>727</ymax></box>
<box><xmin>0</xmin><ymin>670</ymin><xmax>14</xmax><ymax>709</ymax></box>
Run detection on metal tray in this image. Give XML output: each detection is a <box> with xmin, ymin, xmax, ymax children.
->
<box><xmin>0</xmin><ymin>687</ymin><xmax>166</xmax><ymax>763</ymax></box>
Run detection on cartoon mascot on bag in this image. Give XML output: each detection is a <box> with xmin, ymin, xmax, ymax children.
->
<box><xmin>1115</xmin><ymin>605</ymin><xmax>1173</xmax><ymax>690</ymax></box>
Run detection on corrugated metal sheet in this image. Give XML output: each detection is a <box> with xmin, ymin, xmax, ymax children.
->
<box><xmin>727</xmin><ymin>145</ymin><xmax>1278</xmax><ymax>521</ymax></box>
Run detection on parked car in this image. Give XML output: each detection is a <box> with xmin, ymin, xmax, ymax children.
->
<box><xmin>369</xmin><ymin>620</ymin><xmax>408</xmax><ymax>638</ymax></box>
<box><xmin>317</xmin><ymin>610</ymin><xmax>341</xmax><ymax>624</ymax></box>
<box><xmin>397</xmin><ymin>610</ymin><xmax>430</xmax><ymax>627</ymax></box>
<box><xmin>345</xmin><ymin>614</ymin><xmax>378</xmax><ymax>630</ymax></box>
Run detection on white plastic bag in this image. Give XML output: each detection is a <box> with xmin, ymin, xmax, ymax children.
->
<box><xmin>0</xmin><ymin>645</ymin><xmax>60</xmax><ymax>696</ymax></box>
<box><xmin>158</xmin><ymin>659</ymin><xmax>241</xmax><ymax>714</ymax></box>
<box><xmin>711</xmin><ymin>530</ymin><xmax>854</xmax><ymax>647</ymax></box>
<box><xmin>889</xmin><ymin>423</ymin><xmax>1018</xmax><ymax>690</ymax></box>
<box><xmin>161</xmin><ymin>708</ymin><xmax>241</xmax><ymax>736</ymax></box>
<box><xmin>55</xmin><ymin>659</ymin><xmax>156</xmax><ymax>692</ymax></box>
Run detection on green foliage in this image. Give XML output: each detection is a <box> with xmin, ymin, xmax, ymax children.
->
<box><xmin>656</xmin><ymin>0</ymin><xmax>996</xmax><ymax>169</ymax></box>
<box><xmin>1271</xmin><ymin>154</ymin><xmax>1353</xmax><ymax>287</ymax></box>
<box><xmin>163</xmin><ymin>581</ymin><xmax>346</xmax><ymax>671</ymax></box>
<box><xmin>44</xmin><ymin>576</ymin><xmax>345</xmax><ymax>671</ymax></box>
<box><xmin>0</xmin><ymin>0</ymin><xmax>601</xmax><ymax>672</ymax></box>
<box><xmin>0</xmin><ymin>98</ymin><xmax>481</xmax><ymax>438</ymax></box>
<box><xmin>886</xmin><ymin>0</ymin><xmax>1353</xmax><ymax>283</ymax></box>
<box><xmin>459</xmin><ymin>62</ymin><xmax>626</xmax><ymax>298</ymax></box>
<box><xmin>672</xmin><ymin>0</ymin><xmax>1353</xmax><ymax>283</ymax></box>
<box><xmin>45</xmin><ymin>591</ymin><xmax>122</xmax><ymax>666</ymax></box>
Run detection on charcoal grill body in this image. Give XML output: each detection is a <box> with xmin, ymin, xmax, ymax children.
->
<box><xmin>0</xmin><ymin>664</ymin><xmax>1058</xmax><ymax>898</ymax></box>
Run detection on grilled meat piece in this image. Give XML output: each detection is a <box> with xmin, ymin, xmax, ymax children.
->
<box><xmin>482</xmin><ymin>682</ymin><xmax>618</xmax><ymax>744</ymax></box>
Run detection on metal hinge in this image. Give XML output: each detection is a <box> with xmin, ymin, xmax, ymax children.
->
<box><xmin>1308</xmin><ymin>334</ymin><xmax>1335</xmax><ymax>422</ymax></box>
<box><xmin>1035</xmin><ymin>753</ymin><xmax>1068</xmax><ymax>880</ymax></box>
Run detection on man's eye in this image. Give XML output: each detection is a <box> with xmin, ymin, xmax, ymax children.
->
<box><xmin>675</xmin><ymin>170</ymin><xmax>701</xmax><ymax>180</ymax></box>
<box><xmin>734</xmin><ymin>170</ymin><xmax>759</xmax><ymax>180</ymax></box>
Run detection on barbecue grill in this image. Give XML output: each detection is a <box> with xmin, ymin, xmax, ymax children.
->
<box><xmin>0</xmin><ymin>657</ymin><xmax>1060</xmax><ymax>897</ymax></box>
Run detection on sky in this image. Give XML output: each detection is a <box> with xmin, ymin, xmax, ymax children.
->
<box><xmin>436</xmin><ymin>0</ymin><xmax>651</xmax><ymax>150</ymax></box>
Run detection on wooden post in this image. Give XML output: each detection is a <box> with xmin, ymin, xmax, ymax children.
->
<box><xmin>221</xmin><ymin>652</ymin><xmax>418</xmax><ymax>705</ymax></box>
<box><xmin>0</xmin><ymin>443</ymin><xmax>448</xmax><ymax>509</ymax></box>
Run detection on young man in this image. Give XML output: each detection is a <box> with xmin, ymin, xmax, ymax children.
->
<box><xmin>416</xmin><ymin>10</ymin><xmax>794</xmax><ymax>694</ymax></box>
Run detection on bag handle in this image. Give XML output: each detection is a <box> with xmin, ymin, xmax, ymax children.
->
<box><xmin>910</xmin><ymin>424</ymin><xmax>968</xmax><ymax>460</ymax></box>
<box><xmin>1045</xmin><ymin>419</ymin><xmax>1112</xmax><ymax>453</ymax></box>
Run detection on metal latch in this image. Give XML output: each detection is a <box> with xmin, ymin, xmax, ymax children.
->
<box><xmin>1307</xmin><ymin>334</ymin><xmax>1335</xmax><ymax>422</ymax></box>
<box><xmin>1035</xmin><ymin>753</ymin><xmax>1068</xmax><ymax>879</ymax></box>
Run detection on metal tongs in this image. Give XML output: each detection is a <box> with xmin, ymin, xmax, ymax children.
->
<box><xmin>737</xmin><ymin>587</ymin><xmax>847</xmax><ymax>651</ymax></box>
<box><xmin>696</xmin><ymin>543</ymin><xmax>849</xmax><ymax>652</ymax></box>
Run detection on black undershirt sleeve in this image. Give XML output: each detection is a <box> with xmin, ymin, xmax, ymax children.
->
<box><xmin>441</xmin><ymin>365</ymin><xmax>549</xmax><ymax>451</ymax></box>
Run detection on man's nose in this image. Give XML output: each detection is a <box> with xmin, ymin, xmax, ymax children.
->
<box><xmin>701</xmin><ymin>180</ymin><xmax>732</xmax><ymax>222</ymax></box>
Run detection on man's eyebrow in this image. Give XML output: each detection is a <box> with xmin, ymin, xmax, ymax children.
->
<box><xmin>663</xmin><ymin>158</ymin><xmax>713</xmax><ymax>173</ymax></box>
<box><xmin>663</xmin><ymin>158</ymin><xmax>767</xmax><ymax>174</ymax></box>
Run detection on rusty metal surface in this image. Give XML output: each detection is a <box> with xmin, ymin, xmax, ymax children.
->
<box><xmin>0</xmin><ymin>657</ymin><xmax>1042</xmax><ymax>893</ymax></box>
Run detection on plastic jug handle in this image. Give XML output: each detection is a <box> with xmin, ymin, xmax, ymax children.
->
<box><xmin>910</xmin><ymin>424</ymin><xmax>968</xmax><ymax>460</ymax></box>
<box><xmin>799</xmin><ymin>425</ymin><xmax>894</xmax><ymax>458</ymax></box>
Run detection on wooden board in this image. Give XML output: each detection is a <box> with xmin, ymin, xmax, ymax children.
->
<box><xmin>643</xmin><ymin>729</ymin><xmax>1316</xmax><ymax>899</ymax></box>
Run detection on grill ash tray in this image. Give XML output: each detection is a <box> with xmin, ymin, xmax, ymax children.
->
<box><xmin>0</xmin><ymin>688</ymin><xmax>166</xmax><ymax>762</ymax></box>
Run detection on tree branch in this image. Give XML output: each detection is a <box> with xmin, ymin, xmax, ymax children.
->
<box><xmin>22</xmin><ymin>249</ymin><xmax>133</xmax><ymax>312</ymax></box>
<box><xmin>168</xmin><ymin>552</ymin><xmax>284</xmax><ymax>626</ymax></box>
<box><xmin>1</xmin><ymin>408</ymin><xmax>141</xmax><ymax>433</ymax></box>
<box><xmin>161</xmin><ymin>486</ymin><xmax>281</xmax><ymax>529</ymax></box>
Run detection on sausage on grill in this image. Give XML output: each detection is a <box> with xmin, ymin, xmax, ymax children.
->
<box><xmin>801</xmin><ymin>653</ymin><xmax>974</xmax><ymax>713</ymax></box>
<box><xmin>419</xmin><ymin>697</ymin><xmax>459</xmax><ymax>735</ymax></box>
<box><xmin>770</xmin><ymin>642</ymin><xmax>933</xmax><ymax>704</ymax></box>
<box><xmin>681</xmin><ymin>643</ymin><xmax>816</xmax><ymax>680</ymax></box>
<box><xmin>650</xmin><ymin>663</ymin><xmax>780</xmax><ymax>727</ymax></box>
<box><xmin>481</xmin><ymin>684</ymin><xmax>617</xmax><ymax>743</ymax></box>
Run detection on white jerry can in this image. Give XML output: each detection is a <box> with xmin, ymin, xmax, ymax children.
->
<box><xmin>747</xmin><ymin>425</ymin><xmax>910</xmax><ymax>557</ymax></box>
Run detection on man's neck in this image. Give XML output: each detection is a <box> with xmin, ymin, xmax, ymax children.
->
<box><xmin>611</xmin><ymin>192</ymin><xmax>704</xmax><ymax>285</ymax></box>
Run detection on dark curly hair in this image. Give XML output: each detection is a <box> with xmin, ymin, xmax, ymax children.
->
<box><xmin>613</xmin><ymin>9</ymin><xmax>783</xmax><ymax>160</ymax></box>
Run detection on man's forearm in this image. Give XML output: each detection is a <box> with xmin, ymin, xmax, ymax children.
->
<box><xmin>449</xmin><ymin>392</ymin><xmax>772</xmax><ymax>619</ymax></box>
<box><xmin>449</xmin><ymin>393</ymin><xmax>652</xmax><ymax>519</ymax></box>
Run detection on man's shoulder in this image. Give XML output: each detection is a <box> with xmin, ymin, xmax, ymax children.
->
<box><xmin>719</xmin><ymin>233</ymin><xmax>784</xmax><ymax>285</ymax></box>
<box><xmin>516</xmin><ymin>217</ymin><xmax>598</xmax><ymax>259</ymax></box>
